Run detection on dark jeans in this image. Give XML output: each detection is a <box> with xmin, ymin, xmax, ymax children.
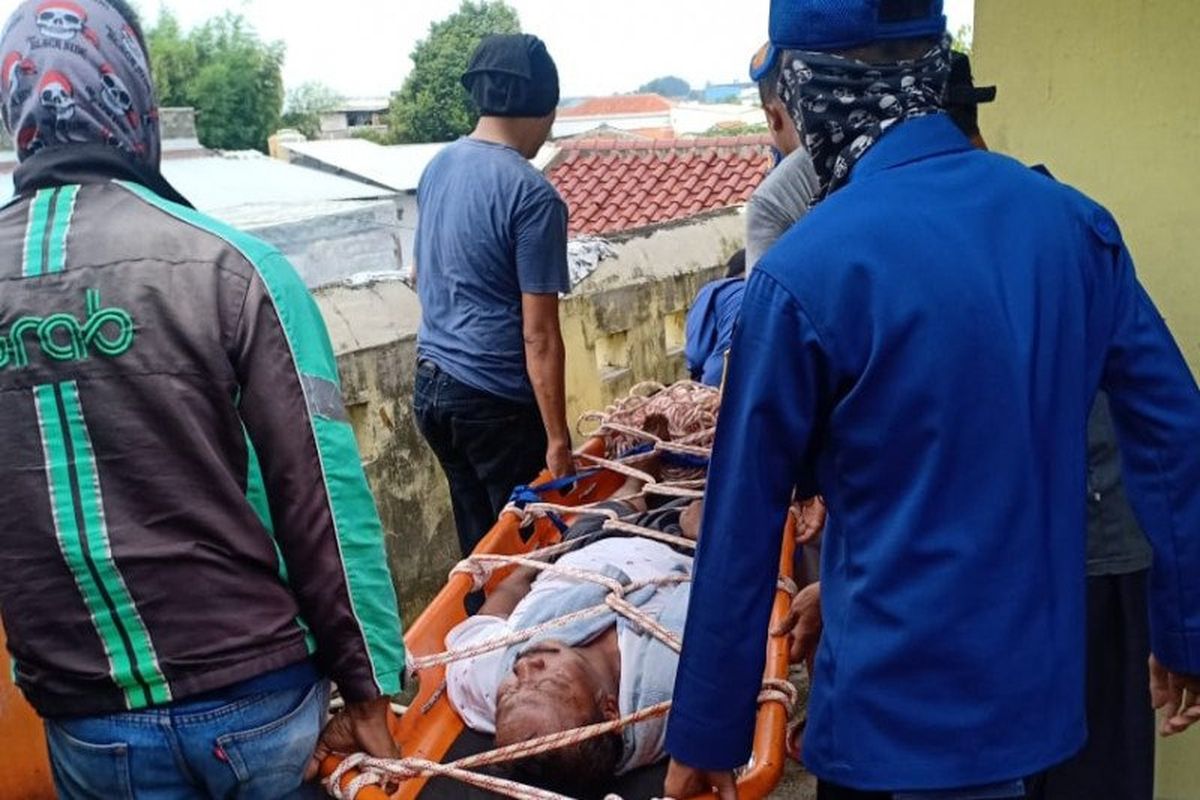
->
<box><xmin>413</xmin><ymin>360</ymin><xmax>547</xmax><ymax>557</ymax></box>
<box><xmin>46</xmin><ymin>681</ymin><xmax>329</xmax><ymax>800</ymax></box>
<box><xmin>1040</xmin><ymin>569</ymin><xmax>1154</xmax><ymax>800</ymax></box>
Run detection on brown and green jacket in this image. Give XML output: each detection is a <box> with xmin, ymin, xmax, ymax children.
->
<box><xmin>0</xmin><ymin>146</ymin><xmax>405</xmax><ymax>718</ymax></box>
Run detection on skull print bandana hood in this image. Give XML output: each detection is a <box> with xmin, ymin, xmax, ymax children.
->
<box><xmin>1</xmin><ymin>0</ymin><xmax>159</xmax><ymax>166</ymax></box>
<box><xmin>778</xmin><ymin>37</ymin><xmax>952</xmax><ymax>199</ymax></box>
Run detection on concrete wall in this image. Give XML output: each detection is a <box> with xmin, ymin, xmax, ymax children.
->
<box><xmin>974</xmin><ymin>2</ymin><xmax>1200</xmax><ymax>794</ymax></box>
<box><xmin>975</xmin><ymin>0</ymin><xmax>1200</xmax><ymax>377</ymax></box>
<box><xmin>242</xmin><ymin>200</ymin><xmax>404</xmax><ymax>289</ymax></box>
<box><xmin>159</xmin><ymin>107</ymin><xmax>198</xmax><ymax>140</ymax></box>
<box><xmin>562</xmin><ymin>211</ymin><xmax>742</xmax><ymax>420</ymax></box>
<box><xmin>314</xmin><ymin>211</ymin><xmax>742</xmax><ymax>619</ymax></box>
<box><xmin>399</xmin><ymin>193</ymin><xmax>417</xmax><ymax>273</ymax></box>
<box><xmin>316</xmin><ymin>279</ymin><xmax>456</xmax><ymax>623</ymax></box>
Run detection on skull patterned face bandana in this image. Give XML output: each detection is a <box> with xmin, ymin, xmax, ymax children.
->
<box><xmin>778</xmin><ymin>38</ymin><xmax>951</xmax><ymax>198</ymax></box>
<box><xmin>1</xmin><ymin>0</ymin><xmax>159</xmax><ymax>166</ymax></box>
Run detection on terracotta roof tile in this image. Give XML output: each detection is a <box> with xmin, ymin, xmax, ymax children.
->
<box><xmin>548</xmin><ymin>135</ymin><xmax>773</xmax><ymax>236</ymax></box>
<box><xmin>558</xmin><ymin>94</ymin><xmax>674</xmax><ymax>119</ymax></box>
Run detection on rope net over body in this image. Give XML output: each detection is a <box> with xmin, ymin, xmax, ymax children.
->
<box><xmin>328</xmin><ymin>381</ymin><xmax>797</xmax><ymax>800</ymax></box>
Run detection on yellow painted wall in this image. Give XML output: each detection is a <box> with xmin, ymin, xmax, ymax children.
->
<box><xmin>974</xmin><ymin>2</ymin><xmax>1200</xmax><ymax>796</ymax></box>
<box><xmin>975</xmin><ymin>0</ymin><xmax>1200</xmax><ymax>376</ymax></box>
<box><xmin>560</xmin><ymin>213</ymin><xmax>743</xmax><ymax>430</ymax></box>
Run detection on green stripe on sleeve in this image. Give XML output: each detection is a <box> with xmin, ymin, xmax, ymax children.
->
<box><xmin>244</xmin><ymin>427</ymin><xmax>318</xmax><ymax>654</ymax></box>
<box><xmin>34</xmin><ymin>384</ymin><xmax>146</xmax><ymax>709</ymax></box>
<box><xmin>23</xmin><ymin>189</ymin><xmax>55</xmax><ymax>278</ymax></box>
<box><xmin>118</xmin><ymin>181</ymin><xmax>403</xmax><ymax>693</ymax></box>
<box><xmin>46</xmin><ymin>184</ymin><xmax>80</xmax><ymax>274</ymax></box>
<box><xmin>313</xmin><ymin>415</ymin><xmax>404</xmax><ymax>692</ymax></box>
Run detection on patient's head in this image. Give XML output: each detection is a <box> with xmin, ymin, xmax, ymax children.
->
<box><xmin>495</xmin><ymin>641</ymin><xmax>623</xmax><ymax>796</ymax></box>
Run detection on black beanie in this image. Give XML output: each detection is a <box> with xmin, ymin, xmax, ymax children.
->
<box><xmin>461</xmin><ymin>34</ymin><xmax>560</xmax><ymax>118</ymax></box>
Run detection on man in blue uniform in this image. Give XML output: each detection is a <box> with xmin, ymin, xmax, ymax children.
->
<box><xmin>664</xmin><ymin>2</ymin><xmax>1200</xmax><ymax>799</ymax></box>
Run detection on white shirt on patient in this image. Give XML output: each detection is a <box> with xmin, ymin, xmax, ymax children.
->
<box><xmin>445</xmin><ymin>536</ymin><xmax>692</xmax><ymax>735</ymax></box>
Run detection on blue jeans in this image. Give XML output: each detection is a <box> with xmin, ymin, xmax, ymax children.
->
<box><xmin>46</xmin><ymin>681</ymin><xmax>330</xmax><ymax>800</ymax></box>
<box><xmin>413</xmin><ymin>360</ymin><xmax>548</xmax><ymax>557</ymax></box>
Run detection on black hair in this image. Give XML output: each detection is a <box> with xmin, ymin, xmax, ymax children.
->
<box><xmin>499</xmin><ymin>727</ymin><xmax>623</xmax><ymax>799</ymax></box>
<box><xmin>106</xmin><ymin>0</ymin><xmax>147</xmax><ymax>49</ymax></box>
<box><xmin>758</xmin><ymin>59</ymin><xmax>782</xmax><ymax>105</ymax></box>
<box><xmin>726</xmin><ymin>249</ymin><xmax>747</xmax><ymax>279</ymax></box>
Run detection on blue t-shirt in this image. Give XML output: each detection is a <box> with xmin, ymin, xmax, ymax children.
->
<box><xmin>684</xmin><ymin>277</ymin><xmax>745</xmax><ymax>387</ymax></box>
<box><xmin>415</xmin><ymin>138</ymin><xmax>570</xmax><ymax>402</ymax></box>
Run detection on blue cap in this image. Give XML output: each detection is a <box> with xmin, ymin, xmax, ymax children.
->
<box><xmin>749</xmin><ymin>41</ymin><xmax>780</xmax><ymax>83</ymax></box>
<box><xmin>770</xmin><ymin>0</ymin><xmax>947</xmax><ymax>52</ymax></box>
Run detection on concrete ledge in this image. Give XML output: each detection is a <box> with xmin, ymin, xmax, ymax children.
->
<box><xmin>316</xmin><ymin>278</ymin><xmax>421</xmax><ymax>357</ymax></box>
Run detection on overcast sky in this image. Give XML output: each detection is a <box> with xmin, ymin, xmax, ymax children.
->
<box><xmin>131</xmin><ymin>0</ymin><xmax>974</xmax><ymax>99</ymax></box>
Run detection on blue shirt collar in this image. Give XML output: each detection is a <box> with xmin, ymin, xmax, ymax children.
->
<box><xmin>848</xmin><ymin>114</ymin><xmax>974</xmax><ymax>185</ymax></box>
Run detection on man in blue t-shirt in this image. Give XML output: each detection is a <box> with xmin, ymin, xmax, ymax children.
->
<box><xmin>413</xmin><ymin>34</ymin><xmax>574</xmax><ymax>557</ymax></box>
<box><xmin>684</xmin><ymin>250</ymin><xmax>747</xmax><ymax>388</ymax></box>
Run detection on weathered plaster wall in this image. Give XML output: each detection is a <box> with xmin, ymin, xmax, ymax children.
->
<box><xmin>314</xmin><ymin>211</ymin><xmax>743</xmax><ymax>619</ymax></box>
<box><xmin>316</xmin><ymin>280</ymin><xmax>454</xmax><ymax>624</ymax></box>
<box><xmin>975</xmin><ymin>0</ymin><xmax>1200</xmax><ymax>378</ymax></box>
<box><xmin>561</xmin><ymin>211</ymin><xmax>743</xmax><ymax>423</ymax></box>
<box><xmin>244</xmin><ymin>200</ymin><xmax>404</xmax><ymax>289</ymax></box>
<box><xmin>975</xmin><ymin>2</ymin><xmax>1200</xmax><ymax>793</ymax></box>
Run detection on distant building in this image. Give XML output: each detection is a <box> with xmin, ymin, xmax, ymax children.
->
<box><xmin>553</xmin><ymin>94</ymin><xmax>674</xmax><ymax>139</ymax></box>
<box><xmin>702</xmin><ymin>82</ymin><xmax>757</xmax><ymax>104</ymax></box>
<box><xmin>318</xmin><ymin>97</ymin><xmax>390</xmax><ymax>140</ymax></box>
<box><xmin>671</xmin><ymin>103</ymin><xmax>766</xmax><ymax>136</ymax></box>
<box><xmin>553</xmin><ymin>94</ymin><xmax>767</xmax><ymax>140</ymax></box>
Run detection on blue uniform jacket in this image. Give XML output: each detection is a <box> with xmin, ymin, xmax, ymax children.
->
<box><xmin>666</xmin><ymin>115</ymin><xmax>1200</xmax><ymax>790</ymax></box>
<box><xmin>684</xmin><ymin>277</ymin><xmax>746</xmax><ymax>387</ymax></box>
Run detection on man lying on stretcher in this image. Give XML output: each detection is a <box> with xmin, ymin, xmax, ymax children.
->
<box><xmin>445</xmin><ymin>423</ymin><xmax>698</xmax><ymax>796</ymax></box>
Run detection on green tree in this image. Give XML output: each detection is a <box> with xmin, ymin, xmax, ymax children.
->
<box><xmin>146</xmin><ymin>11</ymin><xmax>285</xmax><ymax>152</ymax></box>
<box><xmin>146</xmin><ymin>10</ymin><xmax>198</xmax><ymax>106</ymax></box>
<box><xmin>388</xmin><ymin>1</ymin><xmax>521</xmax><ymax>144</ymax></box>
<box><xmin>282</xmin><ymin>82</ymin><xmax>343</xmax><ymax>140</ymax></box>
<box><xmin>638</xmin><ymin>76</ymin><xmax>691</xmax><ymax>98</ymax></box>
<box><xmin>952</xmin><ymin>24</ymin><xmax>973</xmax><ymax>55</ymax></box>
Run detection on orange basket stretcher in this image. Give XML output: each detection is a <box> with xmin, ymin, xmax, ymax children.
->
<box><xmin>324</xmin><ymin>437</ymin><xmax>798</xmax><ymax>800</ymax></box>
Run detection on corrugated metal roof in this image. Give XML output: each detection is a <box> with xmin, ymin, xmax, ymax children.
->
<box><xmin>0</xmin><ymin>150</ymin><xmax>393</xmax><ymax>220</ymax></box>
<box><xmin>282</xmin><ymin>139</ymin><xmax>448</xmax><ymax>192</ymax></box>
<box><xmin>165</xmin><ymin>151</ymin><xmax>392</xmax><ymax>212</ymax></box>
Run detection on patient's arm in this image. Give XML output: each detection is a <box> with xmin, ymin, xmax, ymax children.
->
<box><xmin>478</xmin><ymin>566</ymin><xmax>541</xmax><ymax>619</ymax></box>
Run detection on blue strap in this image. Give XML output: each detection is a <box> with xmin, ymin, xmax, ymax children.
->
<box><xmin>508</xmin><ymin>469</ymin><xmax>601</xmax><ymax>536</ymax></box>
<box><xmin>663</xmin><ymin>451</ymin><xmax>710</xmax><ymax>469</ymax></box>
<box><xmin>519</xmin><ymin>469</ymin><xmax>599</xmax><ymax>500</ymax></box>
<box><xmin>617</xmin><ymin>442</ymin><xmax>656</xmax><ymax>459</ymax></box>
